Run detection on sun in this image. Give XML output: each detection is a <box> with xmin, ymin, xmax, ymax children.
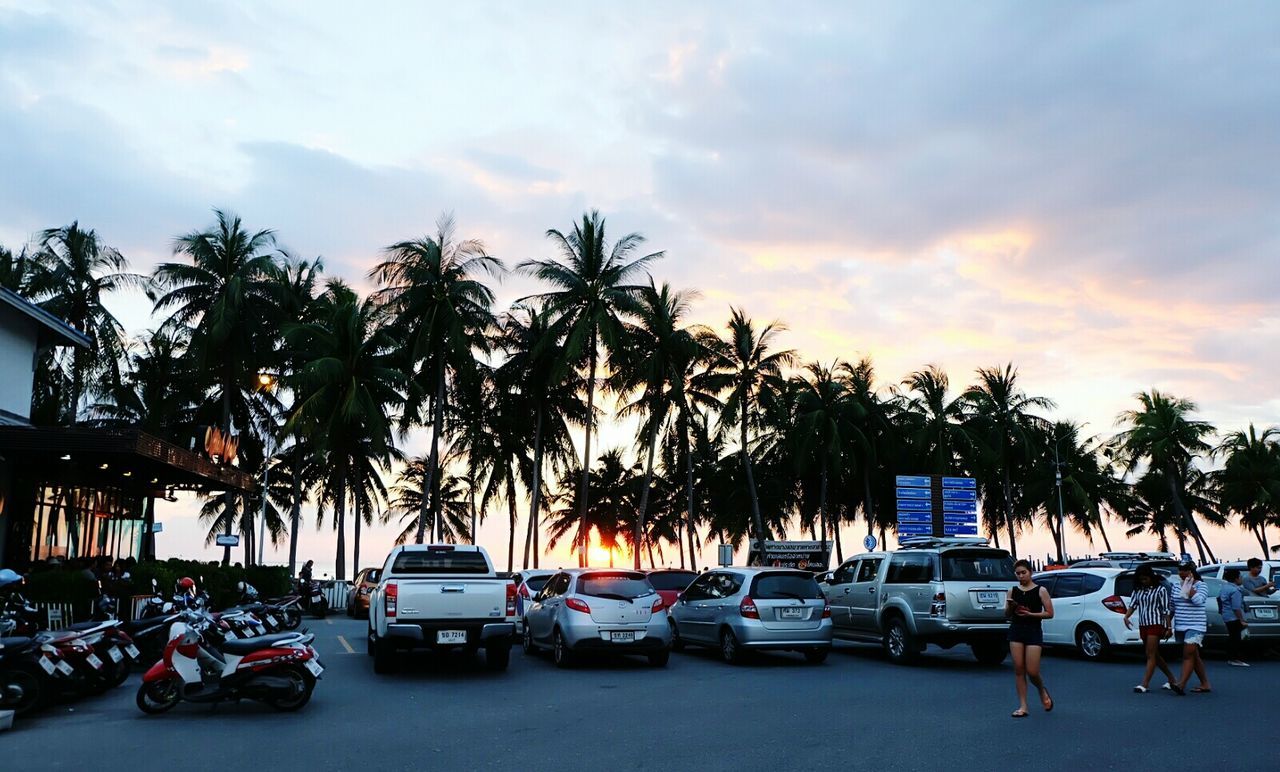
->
<box><xmin>587</xmin><ymin>543</ymin><xmax>614</xmax><ymax>567</ymax></box>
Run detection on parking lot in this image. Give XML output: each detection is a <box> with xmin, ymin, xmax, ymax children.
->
<box><xmin>6</xmin><ymin>616</ymin><xmax>1276</xmax><ymax>771</ymax></box>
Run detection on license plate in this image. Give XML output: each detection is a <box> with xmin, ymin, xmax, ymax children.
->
<box><xmin>437</xmin><ymin>630</ymin><xmax>467</xmax><ymax>644</ymax></box>
<box><xmin>780</xmin><ymin>607</ymin><xmax>804</xmax><ymax>619</ymax></box>
<box><xmin>56</xmin><ymin>660</ymin><xmax>74</xmax><ymax>676</ymax></box>
<box><xmin>977</xmin><ymin>591</ymin><xmax>1002</xmax><ymax>604</ymax></box>
<box><xmin>1255</xmin><ymin>607</ymin><xmax>1277</xmax><ymax>620</ymax></box>
<box><xmin>85</xmin><ymin>653</ymin><xmax>103</xmax><ymax>670</ymax></box>
<box><xmin>610</xmin><ymin>631</ymin><xmax>636</xmax><ymax>643</ymax></box>
<box><xmin>38</xmin><ymin>656</ymin><xmax>56</xmax><ymax>675</ymax></box>
<box><xmin>254</xmin><ymin>624</ymin><xmax>266</xmax><ymax>635</ymax></box>
<box><xmin>304</xmin><ymin>659</ymin><xmax>324</xmax><ymax>677</ymax></box>
<box><xmin>107</xmin><ymin>646</ymin><xmax>124</xmax><ymax>663</ymax></box>
<box><xmin>125</xmin><ymin>644</ymin><xmax>140</xmax><ymax>659</ymax></box>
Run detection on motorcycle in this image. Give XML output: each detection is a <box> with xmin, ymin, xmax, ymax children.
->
<box><xmin>136</xmin><ymin>609</ymin><xmax>322</xmax><ymax>714</ymax></box>
<box><xmin>0</xmin><ymin>634</ymin><xmax>69</xmax><ymax>716</ymax></box>
<box><xmin>263</xmin><ymin>592</ymin><xmax>304</xmax><ymax>630</ymax></box>
<box><xmin>299</xmin><ymin>580</ymin><xmax>330</xmax><ymax>619</ymax></box>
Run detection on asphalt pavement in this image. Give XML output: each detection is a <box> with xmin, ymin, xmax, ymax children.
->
<box><xmin>5</xmin><ymin>616</ymin><xmax>1275</xmax><ymax>771</ymax></box>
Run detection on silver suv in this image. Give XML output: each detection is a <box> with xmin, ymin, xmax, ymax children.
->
<box><xmin>820</xmin><ymin>537</ymin><xmax>1016</xmax><ymax>665</ymax></box>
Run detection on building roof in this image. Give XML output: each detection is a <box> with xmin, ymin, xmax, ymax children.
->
<box><xmin>0</xmin><ymin>287</ymin><xmax>93</xmax><ymax>349</ymax></box>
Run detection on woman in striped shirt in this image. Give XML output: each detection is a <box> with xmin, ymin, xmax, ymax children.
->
<box><xmin>1171</xmin><ymin>562</ymin><xmax>1212</xmax><ymax>695</ymax></box>
<box><xmin>1123</xmin><ymin>564</ymin><xmax>1175</xmax><ymax>693</ymax></box>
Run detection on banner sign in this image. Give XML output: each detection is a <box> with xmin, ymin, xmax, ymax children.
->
<box><xmin>745</xmin><ymin>541</ymin><xmax>831</xmax><ymax>571</ymax></box>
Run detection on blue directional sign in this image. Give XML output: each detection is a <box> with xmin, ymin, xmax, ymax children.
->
<box><xmin>942</xmin><ymin>477</ymin><xmax>977</xmax><ymax>489</ymax></box>
<box><xmin>897</xmin><ymin>499</ymin><xmax>931</xmax><ymax>512</ymax></box>
<box><xmin>941</xmin><ymin>488</ymin><xmax>977</xmax><ymax>501</ymax></box>
<box><xmin>897</xmin><ymin>523</ymin><xmax>934</xmax><ymax>536</ymax></box>
<box><xmin>896</xmin><ymin>511</ymin><xmax>932</xmax><ymax>524</ymax></box>
<box><xmin>943</xmin><ymin>512</ymin><xmax>978</xmax><ymax>524</ymax></box>
<box><xmin>895</xmin><ymin>475</ymin><xmax>931</xmax><ymax>488</ymax></box>
<box><xmin>944</xmin><ymin>523</ymin><xmax>979</xmax><ymax>536</ymax></box>
<box><xmin>896</xmin><ymin>487</ymin><xmax>932</xmax><ymax>500</ymax></box>
<box><xmin>942</xmin><ymin>500</ymin><xmax>978</xmax><ymax>514</ymax></box>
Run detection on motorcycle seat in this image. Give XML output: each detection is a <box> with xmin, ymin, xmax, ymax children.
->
<box><xmin>221</xmin><ymin>633</ymin><xmax>300</xmax><ymax>654</ymax></box>
<box><xmin>66</xmin><ymin>620</ymin><xmax>117</xmax><ymax>633</ymax></box>
<box><xmin>0</xmin><ymin>636</ymin><xmax>34</xmax><ymax>651</ymax></box>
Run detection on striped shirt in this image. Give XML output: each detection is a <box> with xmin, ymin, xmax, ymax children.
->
<box><xmin>1130</xmin><ymin>584</ymin><xmax>1172</xmax><ymax>627</ymax></box>
<box><xmin>1170</xmin><ymin>579</ymin><xmax>1208</xmax><ymax>632</ymax></box>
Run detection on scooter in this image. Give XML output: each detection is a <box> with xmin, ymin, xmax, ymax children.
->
<box><xmin>0</xmin><ymin>635</ymin><xmax>68</xmax><ymax>716</ymax></box>
<box><xmin>136</xmin><ymin>609</ymin><xmax>322</xmax><ymax>714</ymax></box>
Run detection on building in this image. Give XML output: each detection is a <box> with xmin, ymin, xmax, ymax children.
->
<box><xmin>0</xmin><ymin>287</ymin><xmax>252</xmax><ymax>568</ymax></box>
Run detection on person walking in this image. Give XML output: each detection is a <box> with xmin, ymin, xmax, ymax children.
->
<box><xmin>1123</xmin><ymin>564</ymin><xmax>1176</xmax><ymax>692</ymax></box>
<box><xmin>1219</xmin><ymin>568</ymin><xmax>1249</xmax><ymax>667</ymax></box>
<box><xmin>1006</xmin><ymin>559</ymin><xmax>1054</xmax><ymax>718</ymax></box>
<box><xmin>1170</xmin><ymin>561</ymin><xmax>1212</xmax><ymax>695</ymax></box>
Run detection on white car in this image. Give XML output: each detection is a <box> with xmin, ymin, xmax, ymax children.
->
<box><xmin>512</xmin><ymin>569</ymin><xmax>556</xmax><ymax>633</ymax></box>
<box><xmin>1198</xmin><ymin>560</ymin><xmax>1279</xmax><ymax>591</ymax></box>
<box><xmin>1033</xmin><ymin>568</ymin><xmax>1144</xmax><ymax>660</ymax></box>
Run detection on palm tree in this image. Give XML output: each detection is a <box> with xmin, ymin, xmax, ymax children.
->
<box><xmin>791</xmin><ymin>361</ymin><xmax>860</xmax><ymax>560</ymax></box>
<box><xmin>1213</xmin><ymin>425</ymin><xmax>1280</xmax><ymax>554</ymax></box>
<box><xmin>837</xmin><ymin>358</ymin><xmax>897</xmax><ymax>554</ymax></box>
<box><xmin>152</xmin><ymin>210</ymin><xmax>282</xmax><ymax>565</ymax></box>
<box><xmin>1026</xmin><ymin>422</ymin><xmax>1133</xmax><ymax>560</ymax></box>
<box><xmin>385</xmin><ymin>457</ymin><xmax>473</xmax><ymax>545</ymax></box>
<box><xmin>285</xmin><ymin>280</ymin><xmax>404</xmax><ymax>579</ymax></box>
<box><xmin>518</xmin><ymin>210</ymin><xmax>662</xmax><ymax>566</ymax></box>
<box><xmin>1114</xmin><ymin>390</ymin><xmax>1218</xmax><ymax>563</ymax></box>
<box><xmin>370</xmin><ymin>214</ymin><xmax>502</xmax><ymax>545</ymax></box>
<box><xmin>543</xmin><ymin>449</ymin><xmax>635</xmax><ymax>565</ymax></box>
<box><xmin>962</xmin><ymin>364</ymin><xmax>1054</xmax><ymax>560</ymax></box>
<box><xmin>697</xmin><ymin>308</ymin><xmax>795</xmax><ymax>562</ymax></box>
<box><xmin>897</xmin><ymin>366</ymin><xmax>973</xmax><ymax>476</ymax></box>
<box><xmin>26</xmin><ymin>223</ymin><xmax>142</xmax><ymax>424</ymax></box>
<box><xmin>611</xmin><ymin>282</ymin><xmax>699</xmax><ymax>569</ymax></box>
<box><xmin>1</xmin><ymin>244</ymin><xmax>31</xmax><ymax>292</ymax></box>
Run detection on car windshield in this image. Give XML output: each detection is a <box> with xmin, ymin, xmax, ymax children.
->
<box><xmin>524</xmin><ymin>576</ymin><xmax>551</xmax><ymax>592</ymax></box>
<box><xmin>941</xmin><ymin>550</ymin><xmax>1016</xmax><ymax>581</ymax></box>
<box><xmin>647</xmin><ymin>571</ymin><xmax>698</xmax><ymax>591</ymax></box>
<box><xmin>391</xmin><ymin>549</ymin><xmax>489</xmax><ymax>574</ymax></box>
<box><xmin>578</xmin><ymin>573</ymin><xmax>655</xmax><ymax>600</ymax></box>
<box><xmin>751</xmin><ymin>573</ymin><xmax>823</xmax><ymax>600</ymax></box>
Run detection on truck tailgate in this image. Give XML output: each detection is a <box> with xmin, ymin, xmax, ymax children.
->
<box><xmin>396</xmin><ymin>579</ymin><xmax>508</xmax><ymax>620</ymax></box>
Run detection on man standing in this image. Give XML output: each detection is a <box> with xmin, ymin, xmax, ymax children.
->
<box><xmin>1242</xmin><ymin>558</ymin><xmax>1274</xmax><ymax>597</ymax></box>
<box><xmin>1219</xmin><ymin>568</ymin><xmax>1249</xmax><ymax>667</ymax></box>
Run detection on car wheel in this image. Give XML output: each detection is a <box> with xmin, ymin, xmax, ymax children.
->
<box><xmin>720</xmin><ymin>628</ymin><xmax>742</xmax><ymax>665</ymax></box>
<box><xmin>522</xmin><ymin>626</ymin><xmax>536</xmax><ymax>655</ymax></box>
<box><xmin>553</xmin><ymin>628</ymin><xmax>574</xmax><ymax>669</ymax></box>
<box><xmin>486</xmin><ymin>645</ymin><xmax>511</xmax><ymax>671</ymax></box>
<box><xmin>372</xmin><ymin>638</ymin><xmax>397</xmax><ymax>674</ymax></box>
<box><xmin>971</xmin><ymin>641</ymin><xmax>1008</xmax><ymax>665</ymax></box>
<box><xmin>883</xmin><ymin>616</ymin><xmax>918</xmax><ymax>664</ymax></box>
<box><xmin>647</xmin><ymin>649</ymin><xmax>670</xmax><ymax>667</ymax></box>
<box><xmin>803</xmin><ymin>647</ymin><xmax>829</xmax><ymax>665</ymax></box>
<box><xmin>1076</xmin><ymin>623</ymin><xmax>1111</xmax><ymax>661</ymax></box>
<box><xmin>669</xmin><ymin>620</ymin><xmax>685</xmax><ymax>652</ymax></box>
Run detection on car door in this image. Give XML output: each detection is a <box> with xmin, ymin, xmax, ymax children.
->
<box><xmin>847</xmin><ymin>556</ymin><xmax>885</xmax><ymax>634</ymax></box>
<box><xmin>1044</xmin><ymin>573</ymin><xmax>1084</xmax><ymax>645</ymax></box>
<box><xmin>824</xmin><ymin>560</ymin><xmax>859</xmax><ymax>632</ymax></box>
<box><xmin>675</xmin><ymin>574</ymin><xmax>716</xmax><ymax>643</ymax></box>
<box><xmin>528</xmin><ymin>573</ymin><xmax>566</xmax><ymax>643</ymax></box>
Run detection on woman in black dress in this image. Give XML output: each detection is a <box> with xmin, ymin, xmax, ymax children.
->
<box><xmin>1007</xmin><ymin>559</ymin><xmax>1054</xmax><ymax>717</ymax></box>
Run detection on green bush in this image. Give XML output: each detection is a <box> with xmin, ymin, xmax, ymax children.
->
<box><xmin>21</xmin><ymin>569</ymin><xmax>98</xmax><ymax>605</ymax></box>
<box><xmin>19</xmin><ymin>561</ymin><xmax>292</xmax><ymax>610</ymax></box>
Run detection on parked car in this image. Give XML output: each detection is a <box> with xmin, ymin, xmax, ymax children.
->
<box><xmin>1068</xmin><ymin>552</ymin><xmax>1179</xmax><ymax>571</ymax></box>
<box><xmin>821</xmin><ymin>537</ymin><xmax>1016</xmax><ymax>665</ymax></box>
<box><xmin>367</xmin><ymin>544</ymin><xmax>517</xmax><ymax>674</ymax></box>
<box><xmin>1032</xmin><ymin>566</ymin><xmax>1280</xmax><ymax>660</ymax></box>
<box><xmin>512</xmin><ymin>570</ymin><xmax>556</xmax><ymax>633</ymax></box>
<box><xmin>1197</xmin><ymin>560</ymin><xmax>1280</xmax><ymax>591</ymax></box>
<box><xmin>346</xmin><ymin>568</ymin><xmax>382</xmax><ymax>618</ymax></box>
<box><xmin>669</xmin><ymin>568</ymin><xmax>831</xmax><ymax>664</ymax></box>
<box><xmin>522</xmin><ymin>570</ymin><xmax>671</xmax><ymax>667</ymax></box>
<box><xmin>645</xmin><ymin>569</ymin><xmax>699</xmax><ymax>611</ymax></box>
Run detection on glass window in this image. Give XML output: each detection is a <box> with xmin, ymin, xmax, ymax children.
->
<box><xmin>391</xmin><ymin>548</ymin><xmax>490</xmax><ymax>574</ymax></box>
<box><xmin>577</xmin><ymin>572</ymin><xmax>655</xmax><ymax>600</ymax></box>
<box><xmin>833</xmin><ymin>562</ymin><xmax>857</xmax><ymax>584</ymax></box>
<box><xmin>887</xmin><ymin>554</ymin><xmax>937</xmax><ymax>584</ymax></box>
<box><xmin>647</xmin><ymin>571</ymin><xmax>698</xmax><ymax>592</ymax></box>
<box><xmin>941</xmin><ymin>551</ymin><xmax>1015</xmax><ymax>581</ymax></box>
<box><xmin>1114</xmin><ymin>573</ymin><xmax>1135</xmax><ymax>598</ymax></box>
<box><xmin>751</xmin><ymin>572</ymin><xmax>823</xmax><ymax>600</ymax></box>
<box><xmin>1080</xmin><ymin>574</ymin><xmax>1106</xmax><ymax>595</ymax></box>
<box><xmin>1049</xmin><ymin>574</ymin><xmax>1084</xmax><ymax>598</ymax></box>
<box><xmin>706</xmin><ymin>573</ymin><xmax>744</xmax><ymax>599</ymax></box>
<box><xmin>682</xmin><ymin>575</ymin><xmax>713</xmax><ymax>602</ymax></box>
<box><xmin>524</xmin><ymin>575</ymin><xmax>551</xmax><ymax>593</ymax></box>
<box><xmin>1035</xmin><ymin>576</ymin><xmax>1058</xmax><ymax>596</ymax></box>
<box><xmin>856</xmin><ymin>558</ymin><xmax>883</xmax><ymax>583</ymax></box>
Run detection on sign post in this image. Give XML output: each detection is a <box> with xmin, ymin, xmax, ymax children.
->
<box><xmin>745</xmin><ymin>541</ymin><xmax>830</xmax><ymax>571</ymax></box>
<box><xmin>895</xmin><ymin>475</ymin><xmax>979</xmax><ymax>539</ymax></box>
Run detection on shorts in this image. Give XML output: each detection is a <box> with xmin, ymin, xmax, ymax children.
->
<box><xmin>1175</xmin><ymin>629</ymin><xmax>1205</xmax><ymax>647</ymax></box>
<box><xmin>1139</xmin><ymin>625</ymin><xmax>1165</xmax><ymax>639</ymax></box>
<box><xmin>1008</xmin><ymin>626</ymin><xmax>1043</xmax><ymax>646</ymax></box>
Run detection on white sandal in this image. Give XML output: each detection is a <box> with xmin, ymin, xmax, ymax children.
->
<box><xmin>1133</xmin><ymin>685</ymin><xmax>1148</xmax><ymax>693</ymax></box>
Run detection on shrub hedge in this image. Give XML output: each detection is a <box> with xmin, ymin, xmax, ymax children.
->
<box><xmin>21</xmin><ymin>560</ymin><xmax>293</xmax><ymax>610</ymax></box>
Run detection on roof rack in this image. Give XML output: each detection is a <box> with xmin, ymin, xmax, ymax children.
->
<box><xmin>897</xmin><ymin>536</ymin><xmax>991</xmax><ymax>550</ymax></box>
<box><xmin>1100</xmin><ymin>551</ymin><xmax>1177</xmax><ymax>560</ymax></box>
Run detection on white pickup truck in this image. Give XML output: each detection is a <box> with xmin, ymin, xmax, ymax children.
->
<box><xmin>367</xmin><ymin>544</ymin><xmax>516</xmax><ymax>673</ymax></box>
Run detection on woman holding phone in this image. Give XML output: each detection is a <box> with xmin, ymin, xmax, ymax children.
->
<box><xmin>1007</xmin><ymin>559</ymin><xmax>1054</xmax><ymax>718</ymax></box>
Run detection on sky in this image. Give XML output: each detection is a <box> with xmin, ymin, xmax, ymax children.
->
<box><xmin>3</xmin><ymin>1</ymin><xmax>1278</xmax><ymax>575</ymax></box>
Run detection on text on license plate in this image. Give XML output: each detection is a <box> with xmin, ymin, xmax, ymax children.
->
<box><xmin>610</xmin><ymin>631</ymin><xmax>636</xmax><ymax>643</ymax></box>
<box><xmin>437</xmin><ymin>630</ymin><xmax>467</xmax><ymax>644</ymax></box>
<box><xmin>125</xmin><ymin>644</ymin><xmax>140</xmax><ymax>659</ymax></box>
<box><xmin>304</xmin><ymin>659</ymin><xmax>324</xmax><ymax>676</ymax></box>
<box><xmin>1254</xmin><ymin>607</ymin><xmax>1277</xmax><ymax>620</ymax></box>
<box><xmin>977</xmin><ymin>591</ymin><xmax>1002</xmax><ymax>604</ymax></box>
<box><xmin>780</xmin><ymin>607</ymin><xmax>804</xmax><ymax>619</ymax></box>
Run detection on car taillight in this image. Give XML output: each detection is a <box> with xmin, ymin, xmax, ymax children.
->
<box><xmin>822</xmin><ymin>599</ymin><xmax>831</xmax><ymax>619</ymax></box>
<box><xmin>385</xmin><ymin>581</ymin><xmax>398</xmax><ymax>618</ymax></box>
<box><xmin>519</xmin><ymin>583</ymin><xmax>531</xmax><ymax>598</ymax></box>
<box><xmin>740</xmin><ymin>597</ymin><xmax>759</xmax><ymax>619</ymax></box>
<box><xmin>566</xmin><ymin>597</ymin><xmax>591</xmax><ymax>614</ymax></box>
<box><xmin>652</xmin><ymin>597</ymin><xmax>666</xmax><ymax>614</ymax></box>
<box><xmin>506</xmin><ymin>582</ymin><xmax>517</xmax><ymax>617</ymax></box>
<box><xmin>1102</xmin><ymin>595</ymin><xmax>1126</xmax><ymax>614</ymax></box>
<box><xmin>930</xmin><ymin>592</ymin><xmax>946</xmax><ymax>618</ymax></box>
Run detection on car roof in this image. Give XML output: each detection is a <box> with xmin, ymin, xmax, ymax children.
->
<box><xmin>1035</xmin><ymin>567</ymin><xmax>1124</xmax><ymax>577</ymax></box>
<box><xmin>708</xmin><ymin>567</ymin><xmax>819</xmax><ymax>576</ymax></box>
<box><xmin>646</xmin><ymin>568</ymin><xmax>698</xmax><ymax>574</ymax></box>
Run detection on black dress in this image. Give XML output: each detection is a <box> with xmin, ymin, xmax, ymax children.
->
<box><xmin>1007</xmin><ymin>585</ymin><xmax>1045</xmax><ymax>646</ymax></box>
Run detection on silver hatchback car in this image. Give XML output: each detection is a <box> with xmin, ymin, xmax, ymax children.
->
<box><xmin>522</xmin><ymin>569</ymin><xmax>672</xmax><ymax>667</ymax></box>
<box><xmin>668</xmin><ymin>568</ymin><xmax>833</xmax><ymax>664</ymax></box>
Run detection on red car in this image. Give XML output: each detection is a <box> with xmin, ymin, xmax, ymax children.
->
<box><xmin>645</xmin><ymin>569</ymin><xmax>699</xmax><ymax>610</ymax></box>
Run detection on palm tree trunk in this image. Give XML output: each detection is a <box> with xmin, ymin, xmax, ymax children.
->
<box><xmin>634</xmin><ymin>413</ymin><xmax>661</xmax><ymax>570</ymax></box>
<box><xmin>335</xmin><ymin>462</ymin><xmax>348</xmax><ymax>580</ymax></box>
<box><xmin>415</xmin><ymin>364</ymin><xmax>447</xmax><ymax>544</ymax></box>
<box><xmin>818</xmin><ymin>460</ymin><xmax>829</xmax><ymax>560</ymax></box>
<box><xmin>523</xmin><ymin>409</ymin><xmax>544</xmax><ymax>570</ymax></box>
<box><xmin>862</xmin><ymin>465</ymin><xmax>876</xmax><ymax>547</ymax></box>
<box><xmin>577</xmin><ymin>335</ymin><xmax>599</xmax><ymax>567</ymax></box>
<box><xmin>646</xmin><ymin>541</ymin><xmax>657</xmax><ymax>569</ymax></box>
<box><xmin>1002</xmin><ymin>465</ymin><xmax>1018</xmax><ymax>560</ymax></box>
<box><xmin>221</xmin><ymin>389</ymin><xmax>234</xmax><ymax>567</ymax></box>
<box><xmin>1096</xmin><ymin>517</ymin><xmax>1113</xmax><ymax>552</ymax></box>
<box><xmin>288</xmin><ymin>448</ymin><xmax>302</xmax><ymax>576</ymax></box>
<box><xmin>1253</xmin><ymin>524</ymin><xmax>1268</xmax><ymax>553</ymax></box>
<box><xmin>741</xmin><ymin>395</ymin><xmax>768</xmax><ymax>564</ymax></box>
<box><xmin>683</xmin><ymin>416</ymin><xmax>697</xmax><ymax>572</ymax></box>
<box><xmin>507</xmin><ymin>478</ymin><xmax>518</xmax><ymax>573</ymax></box>
<box><xmin>353</xmin><ymin>502</ymin><xmax>362</xmax><ymax>577</ymax></box>
<box><xmin>833</xmin><ymin>515</ymin><xmax>844</xmax><ymax>564</ymax></box>
<box><xmin>1166</xmin><ymin>469</ymin><xmax>1211</xmax><ymax>563</ymax></box>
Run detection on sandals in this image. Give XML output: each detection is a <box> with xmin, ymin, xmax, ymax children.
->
<box><xmin>1011</xmin><ymin>709</ymin><xmax>1029</xmax><ymax>718</ymax></box>
<box><xmin>1041</xmin><ymin>691</ymin><xmax>1054</xmax><ymax>712</ymax></box>
<box><xmin>1190</xmin><ymin>686</ymin><xmax>1212</xmax><ymax>694</ymax></box>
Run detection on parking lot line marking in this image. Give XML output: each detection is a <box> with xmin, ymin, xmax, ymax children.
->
<box><xmin>324</xmin><ymin>618</ymin><xmax>333</xmax><ymax>625</ymax></box>
<box><xmin>337</xmin><ymin>635</ymin><xmax>355</xmax><ymax>654</ymax></box>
